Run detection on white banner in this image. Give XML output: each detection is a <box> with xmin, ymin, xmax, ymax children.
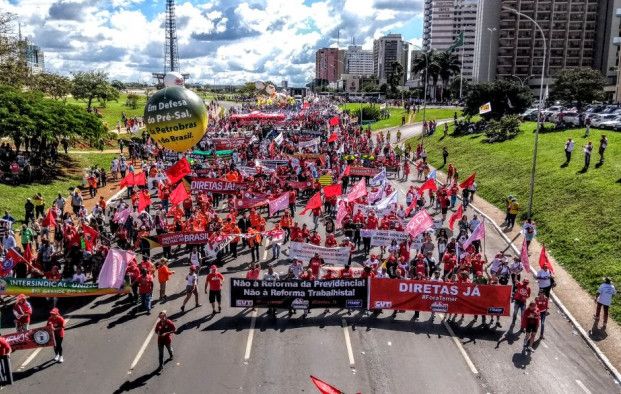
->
<box><xmin>359</xmin><ymin>229</ymin><xmax>410</xmax><ymax>246</ymax></box>
<box><xmin>353</xmin><ymin>203</ymin><xmax>393</xmax><ymax>218</ymax></box>
<box><xmin>288</xmin><ymin>242</ymin><xmax>350</xmax><ymax>265</ymax></box>
<box><xmin>298</xmin><ymin>137</ymin><xmax>320</xmax><ymax>149</ymax></box>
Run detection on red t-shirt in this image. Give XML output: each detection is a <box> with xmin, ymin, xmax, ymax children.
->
<box><xmin>47</xmin><ymin>315</ymin><xmax>66</xmax><ymax>338</ymax></box>
<box><xmin>206</xmin><ymin>272</ymin><xmax>224</xmax><ymax>291</ymax></box>
<box><xmin>309</xmin><ymin>258</ymin><xmax>323</xmax><ymax>276</ymax></box>
<box><xmin>0</xmin><ymin>337</ymin><xmax>11</xmax><ymax>356</ymax></box>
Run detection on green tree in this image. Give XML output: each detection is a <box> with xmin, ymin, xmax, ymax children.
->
<box><xmin>125</xmin><ymin>93</ymin><xmax>139</xmax><ymax>109</ymax></box>
<box><xmin>0</xmin><ymin>12</ymin><xmax>29</xmax><ymax>88</ymax></box>
<box><xmin>71</xmin><ymin>70</ymin><xmax>119</xmax><ymax>111</ymax></box>
<box><xmin>550</xmin><ymin>67</ymin><xmax>606</xmax><ymax>109</ymax></box>
<box><xmin>411</xmin><ymin>51</ymin><xmax>441</xmax><ymax>100</ymax></box>
<box><xmin>464</xmin><ymin>80</ymin><xmax>533</xmax><ymax>119</ymax></box>
<box><xmin>31</xmin><ymin>72</ymin><xmax>72</xmax><ymax>99</ymax></box>
<box><xmin>111</xmin><ymin>79</ymin><xmax>126</xmax><ymax>91</ymax></box>
<box><xmin>387</xmin><ymin>61</ymin><xmax>404</xmax><ymax>94</ymax></box>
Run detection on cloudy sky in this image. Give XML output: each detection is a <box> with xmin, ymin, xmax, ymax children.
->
<box><xmin>3</xmin><ymin>0</ymin><xmax>423</xmax><ymax>86</ymax></box>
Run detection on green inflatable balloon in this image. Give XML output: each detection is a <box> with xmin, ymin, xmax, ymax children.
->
<box><xmin>144</xmin><ymin>87</ymin><xmax>208</xmax><ymax>152</ymax></box>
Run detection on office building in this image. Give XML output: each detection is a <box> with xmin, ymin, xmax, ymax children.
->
<box><xmin>25</xmin><ymin>43</ymin><xmax>44</xmax><ymax>74</ymax></box>
<box><xmin>423</xmin><ymin>0</ymin><xmax>478</xmax><ymax>80</ymax></box>
<box><xmin>315</xmin><ymin>48</ymin><xmax>345</xmax><ymax>82</ymax></box>
<box><xmin>472</xmin><ymin>0</ymin><xmax>501</xmax><ymax>81</ymax></box>
<box><xmin>373</xmin><ymin>34</ymin><xmax>409</xmax><ymax>85</ymax></box>
<box><xmin>345</xmin><ymin>45</ymin><xmax>374</xmax><ymax>76</ymax></box>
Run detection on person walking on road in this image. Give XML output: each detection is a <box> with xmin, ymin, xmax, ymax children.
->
<box><xmin>138</xmin><ymin>268</ymin><xmax>154</xmax><ymax>314</ymax></box>
<box><xmin>594</xmin><ymin>277</ymin><xmax>616</xmax><ymax>331</ymax></box>
<box><xmin>13</xmin><ymin>294</ymin><xmax>32</xmax><ymax>332</ymax></box>
<box><xmin>521</xmin><ymin>302</ymin><xmax>541</xmax><ymax>352</ymax></box>
<box><xmin>205</xmin><ymin>265</ymin><xmax>224</xmax><ymax>314</ymax></box>
<box><xmin>155</xmin><ymin>311</ymin><xmax>175</xmax><ymax>370</ymax></box>
<box><xmin>536</xmin><ymin>265</ymin><xmax>554</xmax><ymax>298</ymax></box>
<box><xmin>506</xmin><ymin>197</ymin><xmax>520</xmax><ymax>229</ymax></box>
<box><xmin>535</xmin><ymin>290</ymin><xmax>549</xmax><ymax>340</ymax></box>
<box><xmin>0</xmin><ymin>335</ymin><xmax>11</xmax><ymax>357</ymax></box>
<box><xmin>181</xmin><ymin>266</ymin><xmax>200</xmax><ymax>312</ymax></box>
<box><xmin>47</xmin><ymin>307</ymin><xmax>65</xmax><ymax>363</ymax></box>
<box><xmin>563</xmin><ymin>138</ymin><xmax>574</xmax><ymax>164</ymax></box>
<box><xmin>157</xmin><ymin>259</ymin><xmax>175</xmax><ymax>302</ymax></box>
<box><xmin>511</xmin><ymin>279</ymin><xmax>531</xmax><ymax>326</ymax></box>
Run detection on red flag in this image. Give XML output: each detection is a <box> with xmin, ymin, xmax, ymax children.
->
<box><xmin>42</xmin><ymin>208</ymin><xmax>56</xmax><ymax>228</ymax></box>
<box><xmin>169</xmin><ymin>182</ymin><xmax>190</xmax><ymax>206</ymax></box>
<box><xmin>138</xmin><ymin>190</ymin><xmax>151</xmax><ymax>212</ymax></box>
<box><xmin>538</xmin><ymin>244</ymin><xmax>554</xmax><ymax>273</ymax></box>
<box><xmin>134</xmin><ymin>172</ymin><xmax>147</xmax><ymax>187</ymax></box>
<box><xmin>327</xmin><ymin>132</ymin><xmax>338</xmax><ymax>143</ymax></box>
<box><xmin>1</xmin><ymin>248</ymin><xmax>28</xmax><ymax>276</ymax></box>
<box><xmin>419</xmin><ymin>178</ymin><xmax>438</xmax><ymax>193</ymax></box>
<box><xmin>520</xmin><ymin>239</ymin><xmax>531</xmax><ymax>273</ymax></box>
<box><xmin>448</xmin><ymin>204</ymin><xmax>463</xmax><ymax>231</ymax></box>
<box><xmin>268</xmin><ymin>141</ymin><xmax>276</xmax><ymax>157</ymax></box>
<box><xmin>328</xmin><ymin>116</ymin><xmax>340</xmax><ymax>126</ymax></box>
<box><xmin>323</xmin><ymin>184</ymin><xmax>342</xmax><ymax>198</ymax></box>
<box><xmin>342</xmin><ymin>165</ymin><xmax>351</xmax><ymax>177</ymax></box>
<box><xmin>23</xmin><ymin>243</ymin><xmax>33</xmax><ymax>263</ymax></box>
<box><xmin>82</xmin><ymin>224</ymin><xmax>99</xmax><ymax>252</ymax></box>
<box><xmin>301</xmin><ymin>192</ymin><xmax>322</xmax><ymax>215</ymax></box>
<box><xmin>459</xmin><ymin>172</ymin><xmax>476</xmax><ymax>189</ymax></box>
<box><xmin>119</xmin><ymin>173</ymin><xmax>135</xmax><ymax>188</ymax></box>
<box><xmin>406</xmin><ymin>209</ymin><xmax>434</xmax><ymax>237</ymax></box>
<box><xmin>310</xmin><ymin>375</ymin><xmax>343</xmax><ymax>394</ymax></box>
<box><xmin>166</xmin><ymin>157</ymin><xmax>191</xmax><ymax>184</ymax></box>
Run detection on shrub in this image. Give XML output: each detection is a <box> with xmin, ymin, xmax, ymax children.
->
<box><xmin>484</xmin><ymin>115</ymin><xmax>522</xmax><ymax>142</ymax></box>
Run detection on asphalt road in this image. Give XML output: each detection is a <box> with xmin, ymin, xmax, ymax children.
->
<box><xmin>4</xmin><ymin>124</ymin><xmax>620</xmax><ymax>393</ymax></box>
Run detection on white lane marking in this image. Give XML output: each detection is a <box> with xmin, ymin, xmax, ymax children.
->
<box><xmin>575</xmin><ymin>380</ymin><xmax>591</xmax><ymax>394</ymax></box>
<box><xmin>441</xmin><ymin>318</ymin><xmax>479</xmax><ymax>375</ymax></box>
<box><xmin>18</xmin><ymin>318</ymin><xmax>71</xmax><ymax>370</ymax></box>
<box><xmin>541</xmin><ymin>341</ymin><xmax>549</xmax><ymax>349</ymax></box>
<box><xmin>128</xmin><ymin>311</ymin><xmax>164</xmax><ymax>373</ymax></box>
<box><xmin>341</xmin><ymin>319</ymin><xmax>355</xmax><ymax>368</ymax></box>
<box><xmin>243</xmin><ymin>310</ymin><xmax>258</xmax><ymax>362</ymax></box>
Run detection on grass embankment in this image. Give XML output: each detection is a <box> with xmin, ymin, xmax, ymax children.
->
<box><xmin>340</xmin><ymin>103</ymin><xmax>460</xmax><ymax>130</ymax></box>
<box><xmin>66</xmin><ymin>93</ymin><xmax>147</xmax><ymax>130</ymax></box>
<box><xmin>0</xmin><ymin>153</ymin><xmax>117</xmax><ymax>220</ymax></box>
<box><xmin>407</xmin><ymin>122</ymin><xmax>621</xmax><ymax>321</ymax></box>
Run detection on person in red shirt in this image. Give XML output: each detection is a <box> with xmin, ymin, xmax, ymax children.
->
<box><xmin>13</xmin><ymin>294</ymin><xmax>32</xmax><ymax>332</ymax></box>
<box><xmin>47</xmin><ymin>307</ymin><xmax>66</xmax><ymax>363</ymax></box>
<box><xmin>442</xmin><ymin>253</ymin><xmax>456</xmax><ymax>280</ymax></box>
<box><xmin>322</xmin><ymin>269</ymin><xmax>336</xmax><ymax>279</ymax></box>
<box><xmin>309</xmin><ymin>230</ymin><xmax>321</xmax><ymax>246</ymax></box>
<box><xmin>512</xmin><ymin>278</ymin><xmax>531</xmax><ymax>326</ymax></box>
<box><xmin>340</xmin><ymin>264</ymin><xmax>353</xmax><ymax>279</ymax></box>
<box><xmin>535</xmin><ymin>290</ymin><xmax>549</xmax><ymax>339</ymax></box>
<box><xmin>521</xmin><ymin>302</ymin><xmax>540</xmax><ymax>352</ymax></box>
<box><xmin>308</xmin><ymin>253</ymin><xmax>324</xmax><ymax>277</ymax></box>
<box><xmin>0</xmin><ymin>336</ymin><xmax>11</xmax><ymax>356</ymax></box>
<box><xmin>138</xmin><ymin>269</ymin><xmax>154</xmax><ymax>314</ymax></box>
<box><xmin>205</xmin><ymin>265</ymin><xmax>224</xmax><ymax>314</ymax></box>
<box><xmin>155</xmin><ymin>311</ymin><xmax>176</xmax><ymax>370</ymax></box>
<box><xmin>126</xmin><ymin>261</ymin><xmax>141</xmax><ymax>303</ymax></box>
<box><xmin>325</xmin><ymin>234</ymin><xmax>337</xmax><ymax>248</ymax></box>
<box><xmin>300</xmin><ymin>268</ymin><xmax>316</xmax><ymax>281</ymax></box>
<box><xmin>245</xmin><ymin>263</ymin><xmax>261</xmax><ymax>280</ymax></box>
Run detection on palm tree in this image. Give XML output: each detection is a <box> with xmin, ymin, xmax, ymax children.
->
<box><xmin>432</xmin><ymin>51</ymin><xmax>461</xmax><ymax>101</ymax></box>
<box><xmin>411</xmin><ymin>51</ymin><xmax>440</xmax><ymax>100</ymax></box>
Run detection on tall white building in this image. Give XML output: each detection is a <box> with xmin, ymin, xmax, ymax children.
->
<box><xmin>423</xmin><ymin>0</ymin><xmax>478</xmax><ymax>80</ymax></box>
<box><xmin>345</xmin><ymin>45</ymin><xmax>374</xmax><ymax>76</ymax></box>
<box><xmin>373</xmin><ymin>34</ymin><xmax>409</xmax><ymax>85</ymax></box>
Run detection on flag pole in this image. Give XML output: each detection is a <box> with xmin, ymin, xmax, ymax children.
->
<box><xmin>459</xmin><ymin>45</ymin><xmax>464</xmax><ymax>99</ymax></box>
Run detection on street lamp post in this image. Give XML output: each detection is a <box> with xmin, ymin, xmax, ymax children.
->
<box><xmin>407</xmin><ymin>41</ymin><xmax>429</xmax><ymax>127</ymax></box>
<box><xmin>487</xmin><ymin>27</ymin><xmax>497</xmax><ymax>81</ymax></box>
<box><xmin>502</xmin><ymin>6</ymin><xmax>546</xmax><ymax>219</ymax></box>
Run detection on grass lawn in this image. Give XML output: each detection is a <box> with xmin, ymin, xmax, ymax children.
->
<box><xmin>340</xmin><ymin>103</ymin><xmax>460</xmax><ymax>131</ymax></box>
<box><xmin>66</xmin><ymin>93</ymin><xmax>147</xmax><ymax>130</ymax></box>
<box><xmin>0</xmin><ymin>153</ymin><xmax>117</xmax><ymax>221</ymax></box>
<box><xmin>406</xmin><ymin>122</ymin><xmax>621</xmax><ymax>322</ymax></box>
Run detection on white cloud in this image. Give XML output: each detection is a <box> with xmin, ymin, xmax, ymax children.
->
<box><xmin>3</xmin><ymin>0</ymin><xmax>423</xmax><ymax>85</ymax></box>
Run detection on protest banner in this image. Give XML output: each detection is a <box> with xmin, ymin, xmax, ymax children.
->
<box><xmin>406</xmin><ymin>209</ymin><xmax>434</xmax><ymax>237</ymax></box>
<box><xmin>2</xmin><ymin>326</ymin><xmax>56</xmax><ymax>351</ymax></box>
<box><xmin>349</xmin><ymin>167</ymin><xmax>380</xmax><ymax>177</ymax></box>
<box><xmin>211</xmin><ymin>137</ymin><xmax>248</xmax><ymax>150</ymax></box>
<box><xmin>269</xmin><ymin>193</ymin><xmax>290</xmax><ymax>216</ymax></box>
<box><xmin>353</xmin><ymin>203</ymin><xmax>392</xmax><ymax>218</ymax></box>
<box><xmin>154</xmin><ymin>231</ymin><xmax>211</xmax><ymax>247</ymax></box>
<box><xmin>255</xmin><ymin>159</ymin><xmax>289</xmax><ymax>169</ymax></box>
<box><xmin>190</xmin><ymin>178</ymin><xmax>240</xmax><ymax>193</ymax></box>
<box><xmin>298</xmin><ymin>137</ymin><xmax>320</xmax><ymax>149</ymax></box>
<box><xmin>229</xmin><ymin>278</ymin><xmax>368</xmax><ymax>309</ymax></box>
<box><xmin>359</xmin><ymin>229</ymin><xmax>410</xmax><ymax>247</ymax></box>
<box><xmin>369</xmin><ymin>279</ymin><xmax>512</xmax><ymax>316</ymax></box>
<box><xmin>288</xmin><ymin>242</ymin><xmax>350</xmax><ymax>265</ymax></box>
<box><xmin>0</xmin><ymin>277</ymin><xmax>130</xmax><ymax>298</ymax></box>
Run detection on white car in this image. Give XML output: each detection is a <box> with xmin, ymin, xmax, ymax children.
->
<box><xmin>598</xmin><ymin>115</ymin><xmax>621</xmax><ymax>130</ymax></box>
<box><xmin>591</xmin><ymin>114</ymin><xmax>618</xmax><ymax>128</ymax></box>
<box><xmin>543</xmin><ymin>106</ymin><xmax>564</xmax><ymax>120</ymax></box>
<box><xmin>555</xmin><ymin>111</ymin><xmax>581</xmax><ymax>126</ymax></box>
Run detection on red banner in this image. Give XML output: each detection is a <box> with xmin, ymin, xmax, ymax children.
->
<box><xmin>369</xmin><ymin>279</ymin><xmax>512</xmax><ymax>316</ymax></box>
<box><xmin>349</xmin><ymin>167</ymin><xmax>380</xmax><ymax>177</ymax></box>
<box><xmin>2</xmin><ymin>326</ymin><xmax>56</xmax><ymax>351</ymax></box>
<box><xmin>156</xmin><ymin>231</ymin><xmax>211</xmax><ymax>247</ymax></box>
<box><xmin>211</xmin><ymin>137</ymin><xmax>249</xmax><ymax>150</ymax></box>
<box><xmin>190</xmin><ymin>178</ymin><xmax>240</xmax><ymax>193</ymax></box>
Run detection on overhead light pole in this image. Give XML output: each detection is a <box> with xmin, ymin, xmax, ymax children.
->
<box><xmin>502</xmin><ymin>6</ymin><xmax>547</xmax><ymax>219</ymax></box>
<box><xmin>486</xmin><ymin>27</ymin><xmax>497</xmax><ymax>82</ymax></box>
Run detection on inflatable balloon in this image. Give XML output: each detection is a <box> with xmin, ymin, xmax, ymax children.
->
<box><xmin>144</xmin><ymin>87</ymin><xmax>208</xmax><ymax>152</ymax></box>
<box><xmin>163</xmin><ymin>72</ymin><xmax>185</xmax><ymax>88</ymax></box>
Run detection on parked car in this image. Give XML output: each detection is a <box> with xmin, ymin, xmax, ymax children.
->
<box><xmin>598</xmin><ymin>115</ymin><xmax>621</xmax><ymax>130</ymax></box>
<box><xmin>591</xmin><ymin>113</ymin><xmax>618</xmax><ymax>128</ymax></box>
<box><xmin>542</xmin><ymin>106</ymin><xmax>564</xmax><ymax>120</ymax></box>
<box><xmin>520</xmin><ymin>108</ymin><xmax>539</xmax><ymax>121</ymax></box>
<box><xmin>551</xmin><ymin>111</ymin><xmax>581</xmax><ymax>126</ymax></box>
